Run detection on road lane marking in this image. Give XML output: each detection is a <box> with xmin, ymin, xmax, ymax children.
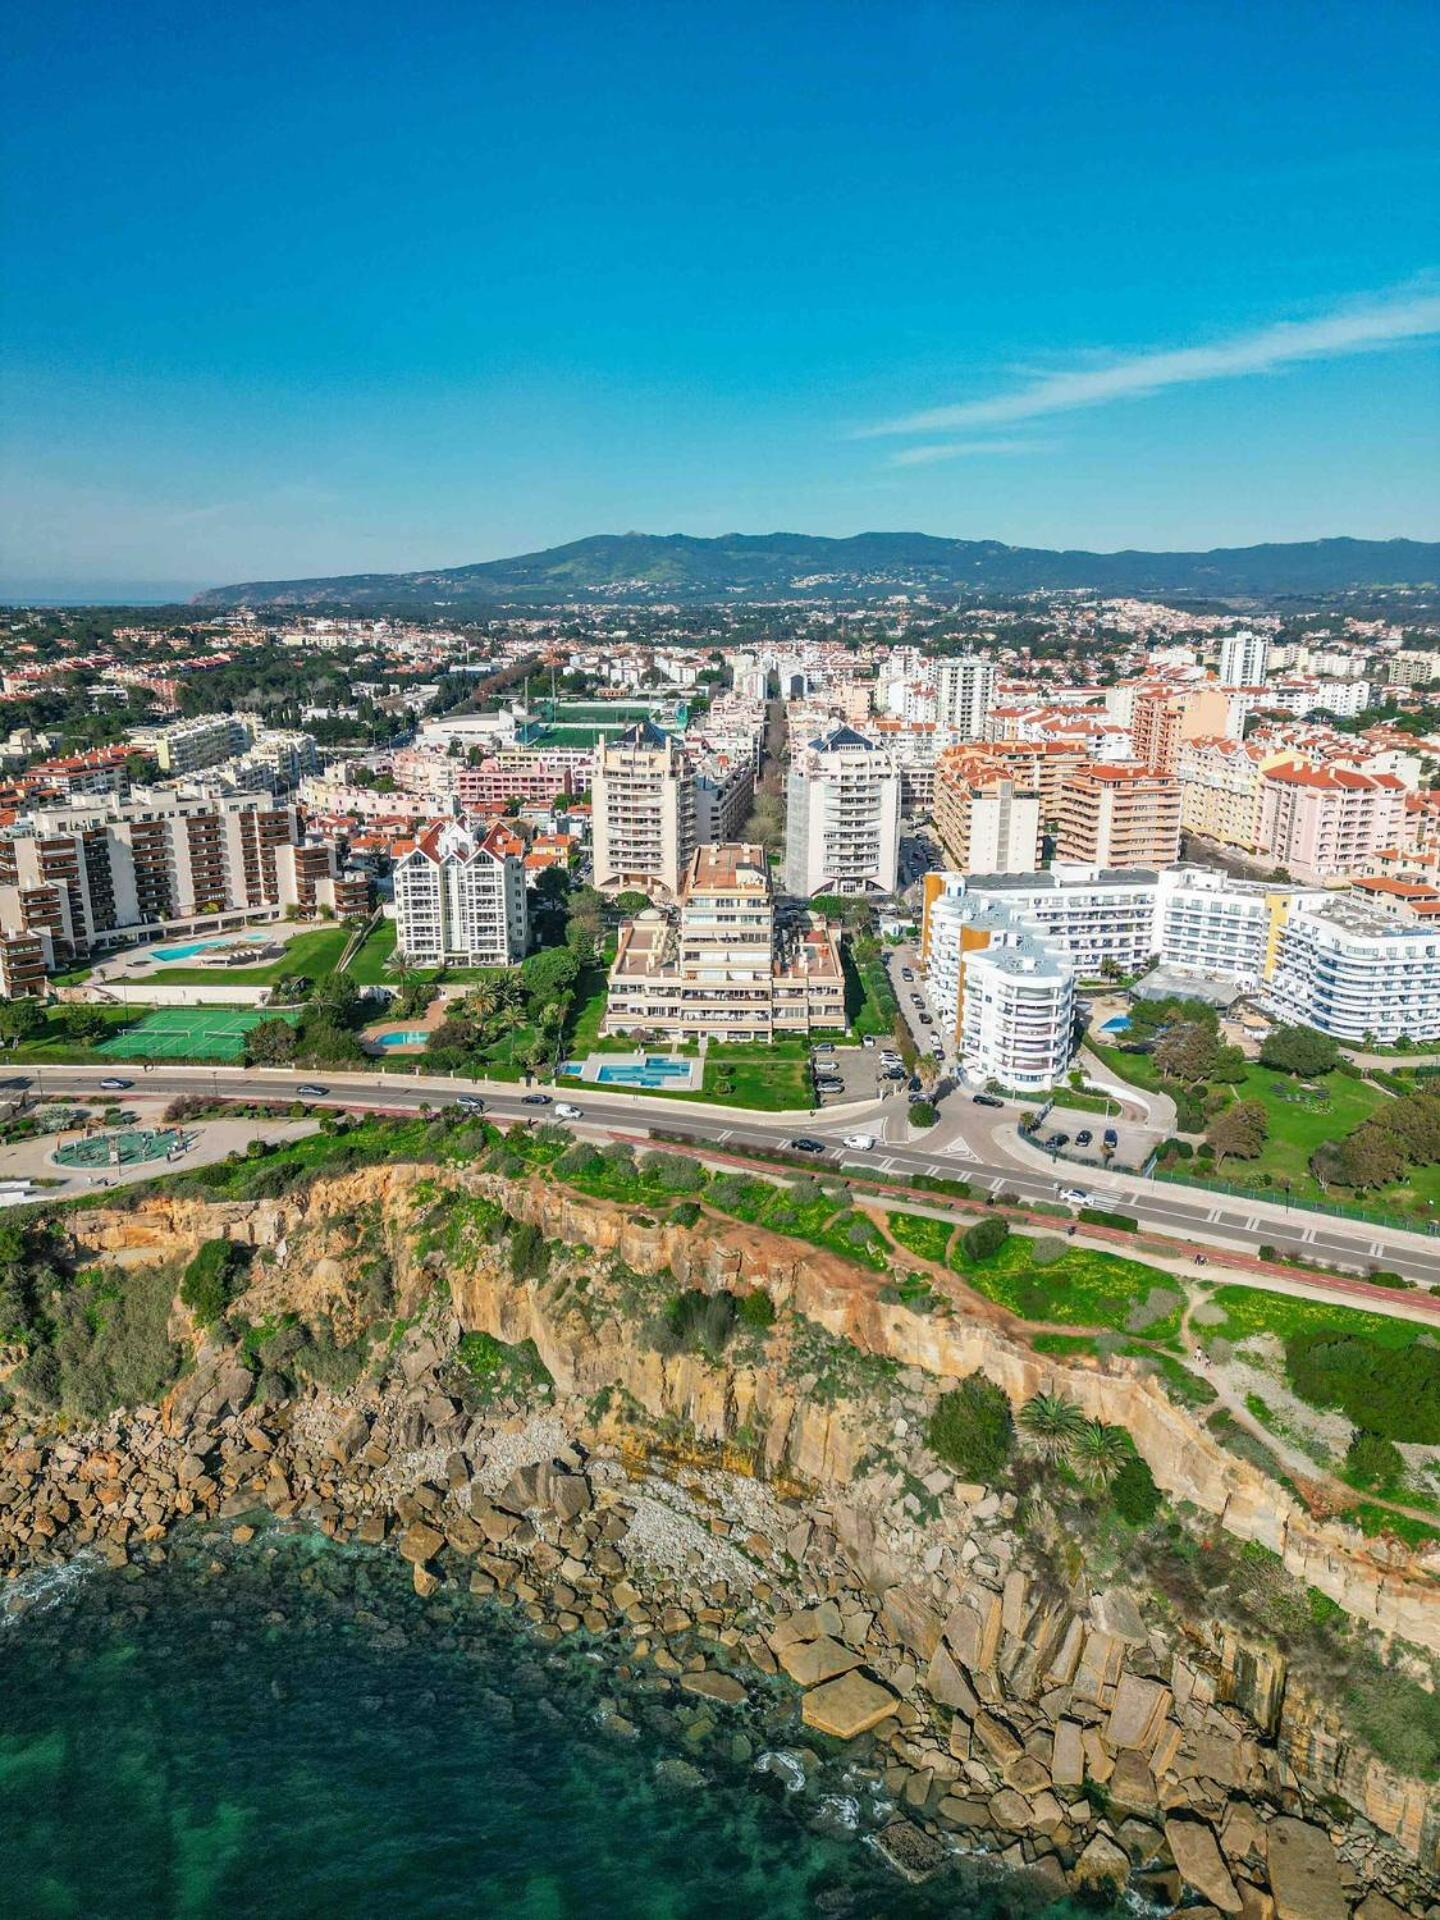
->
<box><xmin>717</xmin><ymin>1130</ymin><xmax>733</xmax><ymax>1143</ymax></box>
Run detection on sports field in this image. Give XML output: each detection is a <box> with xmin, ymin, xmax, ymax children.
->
<box><xmin>96</xmin><ymin>1007</ymin><xmax>300</xmax><ymax>1063</ymax></box>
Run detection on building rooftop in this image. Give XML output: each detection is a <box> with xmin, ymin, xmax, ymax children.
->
<box><xmin>685</xmin><ymin>842</ymin><xmax>770</xmax><ymax>893</ymax></box>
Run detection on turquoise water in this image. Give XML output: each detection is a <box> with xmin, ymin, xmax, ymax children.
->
<box><xmin>151</xmin><ymin>934</ymin><xmax>270</xmax><ymax>961</ymax></box>
<box><xmin>1100</xmin><ymin>1016</ymin><xmax>1131</xmax><ymax>1033</ymax></box>
<box><xmin>596</xmin><ymin>1059</ymin><xmax>694</xmax><ymax>1088</ymax></box>
<box><xmin>0</xmin><ymin>1529</ymin><xmax>1108</xmax><ymax>1919</ymax></box>
<box><xmin>375</xmin><ymin>1030</ymin><xmax>429</xmax><ymax>1048</ymax></box>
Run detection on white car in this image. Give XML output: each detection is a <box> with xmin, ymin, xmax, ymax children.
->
<box><xmin>842</xmin><ymin>1133</ymin><xmax>876</xmax><ymax>1152</ymax></box>
<box><xmin>1058</xmin><ymin>1186</ymin><xmax>1091</xmax><ymax>1208</ymax></box>
<box><xmin>555</xmin><ymin>1103</ymin><xmax>583</xmax><ymax>1120</ymax></box>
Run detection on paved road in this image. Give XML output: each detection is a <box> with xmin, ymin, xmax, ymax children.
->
<box><xmin>17</xmin><ymin>1063</ymin><xmax>1440</xmax><ymax>1287</ymax></box>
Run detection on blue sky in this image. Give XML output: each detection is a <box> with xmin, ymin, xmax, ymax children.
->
<box><xmin>2</xmin><ymin>0</ymin><xmax>1438</xmax><ymax>597</ymax></box>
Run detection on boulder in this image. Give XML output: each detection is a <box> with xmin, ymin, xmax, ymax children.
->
<box><xmin>1105</xmin><ymin>1673</ymin><xmax>1172</xmax><ymax>1753</ymax></box>
<box><xmin>871</xmin><ymin>1819</ymin><xmax>949</xmax><ymax>1884</ymax></box>
<box><xmin>882</xmin><ymin>1584</ymin><xmax>944</xmax><ymax>1662</ymax></box>
<box><xmin>777</xmin><ymin>1635</ymin><xmax>863</xmax><ymax>1687</ymax></box>
<box><xmin>1165</xmin><ymin>1817</ymin><xmax>1242</xmax><ymax>1914</ymax></box>
<box><xmin>398</xmin><ymin>1520</ymin><xmax>445</xmax><ymax>1567</ymax></box>
<box><xmin>802</xmin><ymin>1671</ymin><xmax>898</xmax><ymax>1740</ymax></box>
<box><xmin>1052</xmin><ymin>1718</ymin><xmax>1085</xmax><ymax>1787</ymax></box>
<box><xmin>1072</xmin><ymin>1833</ymin><xmax>1131</xmax><ymax>1893</ymax></box>
<box><xmin>927</xmin><ymin>1642</ymin><xmax>979</xmax><ymax>1715</ymax></box>
<box><xmin>1265</xmin><ymin>1819</ymin><xmax>1347</xmax><ymax>1920</ymax></box>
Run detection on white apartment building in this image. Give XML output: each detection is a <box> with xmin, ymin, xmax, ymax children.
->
<box><xmin>921</xmin><ymin>879</ymin><xmax>1076</xmax><ymax>1090</ymax></box>
<box><xmin>1218</xmin><ymin>631</ymin><xmax>1271</xmax><ymax>686</ymax></box>
<box><xmin>134</xmin><ymin>714</ymin><xmax>252</xmax><ymax>776</ymax></box>
<box><xmin>1390</xmin><ymin>649</ymin><xmax>1440</xmax><ymax>689</ymax></box>
<box><xmin>783</xmin><ymin>726</ymin><xmax>900</xmax><ymax>898</ymax></box>
<box><xmin>934</xmin><ymin>657</ymin><xmax>996</xmax><ymax>740</ymax></box>
<box><xmin>591</xmin><ymin>722</ymin><xmax>697</xmax><ymax>901</ymax></box>
<box><xmin>1265</xmin><ymin>899</ymin><xmax>1440</xmax><ymax>1043</ymax></box>
<box><xmin>958</xmin><ymin>867</ymin><xmax>1160</xmax><ymax>977</ymax></box>
<box><xmin>0</xmin><ymin>789</ymin><xmax>315</xmax><ymax>960</ymax></box>
<box><xmin>392</xmin><ymin>818</ymin><xmax>528</xmax><ymax>968</ymax></box>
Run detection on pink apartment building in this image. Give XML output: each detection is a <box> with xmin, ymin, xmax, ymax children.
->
<box><xmin>1256</xmin><ymin>764</ymin><xmax>1407</xmax><ymax>884</ymax></box>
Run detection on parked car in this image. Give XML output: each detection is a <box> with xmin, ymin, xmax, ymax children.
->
<box><xmin>555</xmin><ymin>1103</ymin><xmax>583</xmax><ymax>1120</ymax></box>
<box><xmin>1044</xmin><ymin>1131</ymin><xmax>1070</xmax><ymax>1150</ymax></box>
<box><xmin>1059</xmin><ymin>1186</ymin><xmax>1091</xmax><ymax>1207</ymax></box>
<box><xmin>522</xmin><ymin>1093</ymin><xmax>552</xmax><ymax>1106</ymax></box>
<box><xmin>1103</xmin><ymin>1127</ymin><xmax>1119</xmax><ymax>1149</ymax></box>
<box><xmin>910</xmin><ymin>993</ymin><xmax>924</xmax><ymax>1007</ymax></box>
<box><xmin>787</xmin><ymin>1137</ymin><xmax>828</xmax><ymax>1155</ymax></box>
<box><xmin>1075</xmin><ymin>1128</ymin><xmax>1093</xmax><ymax>1147</ymax></box>
<box><xmin>842</xmin><ymin>1133</ymin><xmax>876</xmax><ymax>1151</ymax></box>
<box><xmin>901</xmin><ymin>967</ymin><xmax>914</xmax><ymax>982</ymax></box>
<box><xmin>918</xmin><ymin>1012</ymin><xmax>934</xmax><ymax>1026</ymax></box>
<box><xmin>860</xmin><ymin>1034</ymin><xmax>876</xmax><ymax>1049</ymax></box>
<box><xmin>815</xmin><ymin>1080</ymin><xmax>845</xmax><ymax>1096</ymax></box>
<box><xmin>295</xmin><ymin>1084</ymin><xmax>329</xmax><ymax>1099</ymax></box>
<box><xmin>881</xmin><ymin>1066</ymin><xmax>907</xmax><ymax>1081</ymax></box>
<box><xmin>971</xmin><ymin>1092</ymin><xmax>1003</xmax><ymax>1108</ymax></box>
<box><xmin>813</xmin><ymin>1041</ymin><xmax>835</xmax><ymax>1054</ymax></box>
<box><xmin>98</xmin><ymin>1077</ymin><xmax>133</xmax><ymax>1091</ymax></box>
<box><xmin>456</xmin><ymin>1094</ymin><xmax>486</xmax><ymax>1113</ymax></box>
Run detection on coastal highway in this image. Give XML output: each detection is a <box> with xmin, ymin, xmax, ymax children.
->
<box><xmin>17</xmin><ymin>1063</ymin><xmax>1440</xmax><ymax>1288</ymax></box>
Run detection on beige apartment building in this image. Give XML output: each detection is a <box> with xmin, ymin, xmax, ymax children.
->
<box><xmin>1130</xmin><ymin>684</ymin><xmax>1233</xmax><ymax>773</ymax></box>
<box><xmin>604</xmin><ymin>842</ymin><xmax>844</xmax><ymax>1043</ymax></box>
<box><xmin>591</xmin><ymin>721</ymin><xmax>697</xmax><ymax>901</ymax></box>
<box><xmin>1177</xmin><ymin>736</ymin><xmax>1295</xmax><ymax>852</ymax></box>
<box><xmin>933</xmin><ymin>751</ymin><xmax>1042</xmax><ymax>875</ymax></box>
<box><xmin>1057</xmin><ymin>763</ymin><xmax>1182</xmax><ymax>869</ymax></box>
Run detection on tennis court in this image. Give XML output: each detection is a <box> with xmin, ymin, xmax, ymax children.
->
<box><xmin>96</xmin><ymin>1007</ymin><xmax>299</xmax><ymax>1063</ymax></box>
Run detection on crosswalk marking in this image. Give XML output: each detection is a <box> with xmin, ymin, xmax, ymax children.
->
<box><xmin>1206</xmin><ymin>1207</ymin><xmax>1222</xmax><ymax>1223</ymax></box>
<box><xmin>878</xmin><ymin>1157</ymin><xmax>896</xmax><ymax>1172</ymax></box>
<box><xmin>717</xmin><ymin>1129</ymin><xmax>733</xmax><ymax>1143</ymax></box>
<box><xmin>946</xmin><ymin>1138</ymin><xmax>978</xmax><ymax>1160</ymax></box>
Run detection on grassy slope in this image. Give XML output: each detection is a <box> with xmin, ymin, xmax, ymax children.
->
<box><xmin>138</xmin><ymin>925</ymin><xmax>350</xmax><ymax>987</ymax></box>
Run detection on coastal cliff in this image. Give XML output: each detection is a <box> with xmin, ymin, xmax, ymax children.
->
<box><xmin>6</xmin><ymin>1153</ymin><xmax>1440</xmax><ymax>1910</ymax></box>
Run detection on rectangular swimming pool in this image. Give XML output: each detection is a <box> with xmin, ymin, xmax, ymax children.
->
<box><xmin>595</xmin><ymin>1058</ymin><xmax>694</xmax><ymax>1089</ymax></box>
<box><xmin>151</xmin><ymin>934</ymin><xmax>272</xmax><ymax>962</ymax></box>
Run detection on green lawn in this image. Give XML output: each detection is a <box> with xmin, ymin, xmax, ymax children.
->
<box><xmin>1083</xmin><ymin>1039</ymin><xmax>1167</xmax><ymax>1094</ymax></box>
<box><xmin>345</xmin><ymin>918</ymin><xmax>397</xmax><ymax>984</ymax></box>
<box><xmin>884</xmin><ymin>1211</ymin><xmax>956</xmax><ymax>1264</ymax></box>
<box><xmin>557</xmin><ymin>1036</ymin><xmax>814</xmax><ymax>1111</ymax></box>
<box><xmin>9</xmin><ymin>1005</ymin><xmax>141</xmax><ymax>1063</ymax></box>
<box><xmin>948</xmin><ymin>1232</ymin><xmax>1186</xmax><ymax>1343</ymax></box>
<box><xmin>141</xmin><ymin>924</ymin><xmax>350</xmax><ymax>987</ymax></box>
<box><xmin>1195</xmin><ymin>1284</ymin><xmax>1432</xmax><ymax>1358</ymax></box>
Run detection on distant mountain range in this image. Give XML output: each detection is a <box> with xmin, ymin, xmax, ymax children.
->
<box><xmin>193</xmin><ymin>531</ymin><xmax>1440</xmax><ymax>609</ymax></box>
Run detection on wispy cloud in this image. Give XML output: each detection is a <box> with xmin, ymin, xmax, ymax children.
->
<box><xmin>858</xmin><ymin>284</ymin><xmax>1440</xmax><ymax>440</ymax></box>
<box><xmin>887</xmin><ymin>437</ymin><xmax>1059</xmax><ymax>467</ymax></box>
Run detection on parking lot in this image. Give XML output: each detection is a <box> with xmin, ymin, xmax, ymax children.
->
<box><xmin>807</xmin><ymin>1040</ymin><xmax>905</xmax><ymax>1110</ymax></box>
<box><xmin>883</xmin><ymin>944</ymin><xmax>954</xmax><ymax>1072</ymax></box>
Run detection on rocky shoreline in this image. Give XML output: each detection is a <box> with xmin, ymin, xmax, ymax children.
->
<box><xmin>4</xmin><ymin>1309</ymin><xmax>1436</xmax><ymax>1920</ymax></box>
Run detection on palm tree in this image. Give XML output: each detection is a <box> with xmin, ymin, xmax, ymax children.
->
<box><xmin>1019</xmin><ymin>1393</ymin><xmax>1088</xmax><ymax>1461</ymax></box>
<box><xmin>1070</xmin><ymin>1420</ymin><xmax>1132</xmax><ymax>1488</ymax></box>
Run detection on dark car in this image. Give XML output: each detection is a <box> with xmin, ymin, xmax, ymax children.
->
<box><xmin>910</xmin><ymin>993</ymin><xmax>924</xmax><ymax>1007</ymax></box>
<box><xmin>917</xmin><ymin>1012</ymin><xmax>934</xmax><ymax>1026</ymax></box>
<box><xmin>901</xmin><ymin>967</ymin><xmax>914</xmax><ymax>982</ymax></box>
<box><xmin>98</xmin><ymin>1076</ymin><xmax>133</xmax><ymax>1091</ymax></box>
<box><xmin>522</xmin><ymin>1093</ymin><xmax>552</xmax><ymax>1105</ymax></box>
<box><xmin>295</xmin><ymin>1083</ymin><xmax>329</xmax><ymax>1099</ymax></box>
<box><xmin>881</xmin><ymin>1065</ymin><xmax>907</xmax><ymax>1081</ymax></box>
<box><xmin>787</xmin><ymin>1137</ymin><xmax>828</xmax><ymax>1155</ymax></box>
<box><xmin>1103</xmin><ymin>1127</ymin><xmax>1119</xmax><ymax>1149</ymax></box>
<box><xmin>1075</xmin><ymin>1128</ymin><xmax>1093</xmax><ymax>1147</ymax></box>
<box><xmin>1044</xmin><ymin>1131</ymin><xmax>1069</xmax><ymax>1150</ymax></box>
<box><xmin>971</xmin><ymin>1092</ymin><xmax>1004</xmax><ymax>1107</ymax></box>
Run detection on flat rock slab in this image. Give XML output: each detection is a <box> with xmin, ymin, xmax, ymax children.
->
<box><xmin>778</xmin><ymin>1634</ymin><xmax>863</xmax><ymax>1687</ymax></box>
<box><xmin>802</xmin><ymin>1671</ymin><xmax>898</xmax><ymax>1740</ymax></box>
<box><xmin>1266</xmin><ymin>1818</ymin><xmax>1348</xmax><ymax>1920</ymax></box>
<box><xmin>678</xmin><ymin>1670</ymin><xmax>747</xmax><ymax>1706</ymax></box>
<box><xmin>1165</xmin><ymin>1817</ymin><xmax>1242</xmax><ymax>1914</ymax></box>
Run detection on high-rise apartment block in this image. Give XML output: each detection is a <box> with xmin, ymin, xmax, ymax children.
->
<box><xmin>783</xmin><ymin>726</ymin><xmax>900</xmax><ymax>898</ymax></box>
<box><xmin>392</xmin><ymin>818</ymin><xmax>528</xmax><ymax>968</ymax></box>
<box><xmin>934</xmin><ymin>657</ymin><xmax>996</xmax><ymax>739</ymax></box>
<box><xmin>1219</xmin><ymin>631</ymin><xmax>1271</xmax><ymax>686</ymax></box>
<box><xmin>591</xmin><ymin>722</ymin><xmax>697</xmax><ymax>901</ymax></box>
<box><xmin>1057</xmin><ymin>764</ymin><xmax>1181</xmax><ymax>869</ymax></box>
<box><xmin>933</xmin><ymin>751</ymin><xmax>1042</xmax><ymax>875</ymax></box>
<box><xmin>1256</xmin><ymin>765</ymin><xmax>1408</xmax><ymax>885</ymax></box>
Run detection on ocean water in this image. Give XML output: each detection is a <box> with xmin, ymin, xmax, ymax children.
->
<box><xmin>0</xmin><ymin>1529</ymin><xmax>1116</xmax><ymax>1919</ymax></box>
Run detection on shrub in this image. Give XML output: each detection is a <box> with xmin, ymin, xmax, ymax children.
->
<box><xmin>639</xmin><ymin>1151</ymin><xmax>706</xmax><ymax>1193</ymax></box>
<box><xmin>508</xmin><ymin>1220</ymin><xmax>550</xmax><ymax>1282</ymax></box>
<box><xmin>1347</xmin><ymin>1428</ymin><xmax>1405</xmax><ymax>1490</ymax></box>
<box><xmin>1261</xmin><ymin>1024</ymin><xmax>1339</xmax><ymax>1077</ymax></box>
<box><xmin>648</xmin><ymin>1288</ymin><xmax>739</xmax><ymax>1359</ymax></box>
<box><xmin>180</xmin><ymin>1238</ymin><xmax>242</xmax><ymax>1325</ymax></box>
<box><xmin>669</xmin><ymin>1199</ymin><xmax>702</xmax><ymax>1227</ymax></box>
<box><xmin>1286</xmin><ymin>1331</ymin><xmax>1440</xmax><ymax>1443</ymax></box>
<box><xmin>908</xmin><ymin>1100</ymin><xmax>939</xmax><ymax>1128</ymax></box>
<box><xmin>1029</xmin><ymin>1235</ymin><xmax>1069</xmax><ymax>1266</ymax></box>
<box><xmin>927</xmin><ymin>1377</ymin><xmax>1014</xmax><ymax>1481</ymax></box>
<box><xmin>738</xmin><ymin>1286</ymin><xmax>776</xmax><ymax>1331</ymax></box>
<box><xmin>961</xmin><ymin>1215</ymin><xmax>1010</xmax><ymax>1262</ymax></box>
<box><xmin>1111</xmin><ymin>1453</ymin><xmax>1162</xmax><ymax>1525</ymax></box>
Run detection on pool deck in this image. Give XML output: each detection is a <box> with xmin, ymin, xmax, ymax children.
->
<box><xmin>565</xmin><ymin>1051</ymin><xmax>703</xmax><ymax>1091</ymax></box>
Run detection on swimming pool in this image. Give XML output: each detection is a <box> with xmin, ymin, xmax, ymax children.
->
<box><xmin>151</xmin><ymin>934</ymin><xmax>272</xmax><ymax>962</ymax></box>
<box><xmin>595</xmin><ymin>1057</ymin><xmax>694</xmax><ymax>1088</ymax></box>
<box><xmin>375</xmin><ymin>1030</ymin><xmax>429</xmax><ymax>1048</ymax></box>
<box><xmin>1101</xmin><ymin>1015</ymin><xmax>1131</xmax><ymax>1033</ymax></box>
